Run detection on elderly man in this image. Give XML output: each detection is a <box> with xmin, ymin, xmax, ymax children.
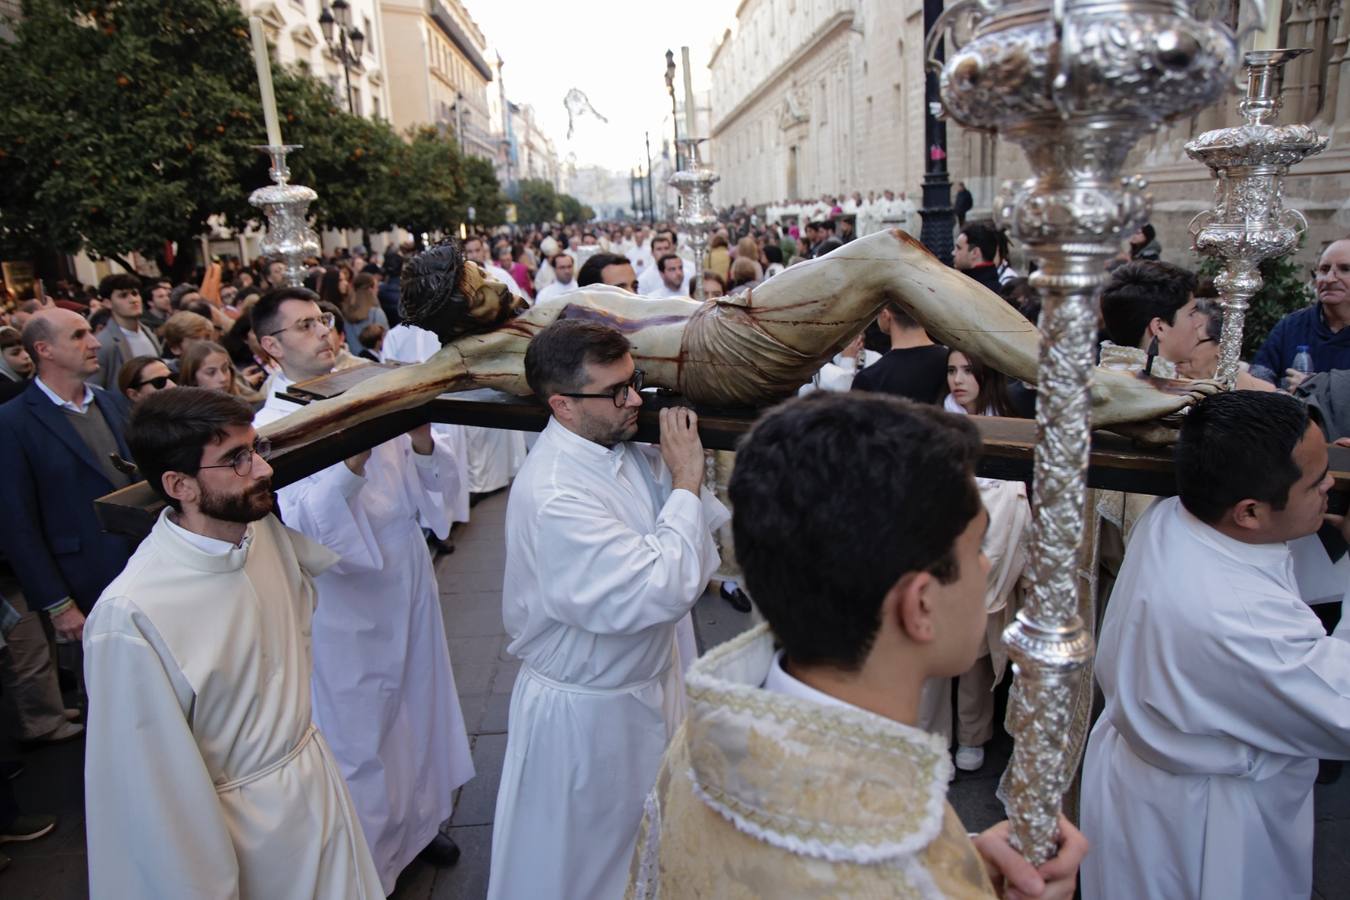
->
<box><xmin>1253</xmin><ymin>237</ymin><xmax>1350</xmax><ymax>387</ymax></box>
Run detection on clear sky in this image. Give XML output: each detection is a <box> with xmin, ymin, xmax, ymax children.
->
<box><xmin>464</xmin><ymin>0</ymin><xmax>736</xmax><ymax>175</ymax></box>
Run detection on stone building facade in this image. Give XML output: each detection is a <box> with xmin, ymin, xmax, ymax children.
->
<box><xmin>380</xmin><ymin>0</ymin><xmax>496</xmax><ymax>160</ymax></box>
<box><xmin>708</xmin><ymin>0</ymin><xmax>1348</xmax><ymax>269</ymax></box>
<box><xmin>240</xmin><ymin>0</ymin><xmax>392</xmax><ymax>124</ymax></box>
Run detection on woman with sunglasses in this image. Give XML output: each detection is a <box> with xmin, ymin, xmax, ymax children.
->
<box><xmin>116</xmin><ymin>355</ymin><xmax>174</xmax><ymax>407</ymax></box>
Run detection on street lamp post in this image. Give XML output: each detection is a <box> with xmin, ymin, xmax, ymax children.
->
<box><xmin>319</xmin><ymin>0</ymin><xmax>365</xmax><ymax>115</ymax></box>
<box><xmin>665</xmin><ymin>50</ymin><xmax>682</xmax><ymax>172</ymax></box>
<box><xmin>918</xmin><ymin>0</ymin><xmax>955</xmax><ymax>265</ymax></box>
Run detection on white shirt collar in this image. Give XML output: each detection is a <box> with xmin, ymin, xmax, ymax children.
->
<box><xmin>164</xmin><ymin>511</ymin><xmax>252</xmax><ymax>554</ymax></box>
<box><xmin>544</xmin><ymin>416</ymin><xmax>627</xmax><ymax>475</ymax></box>
<box><xmin>761</xmin><ymin>649</ymin><xmax>848</xmax><ymax>711</ymax></box>
<box><xmin>1174</xmin><ymin>499</ymin><xmax>1291</xmax><ymax>568</ymax></box>
<box><xmin>35</xmin><ymin>376</ymin><xmax>94</xmax><ymax>414</ymax></box>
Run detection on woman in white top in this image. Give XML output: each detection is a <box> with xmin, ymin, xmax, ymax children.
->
<box><xmin>943</xmin><ymin>350</ymin><xmax>1031</xmax><ymax>774</ymax></box>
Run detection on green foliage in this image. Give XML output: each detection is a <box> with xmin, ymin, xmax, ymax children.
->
<box><xmin>516</xmin><ymin>178</ymin><xmax>558</xmax><ymax>227</ymax></box>
<box><xmin>558</xmin><ymin>193</ymin><xmax>593</xmax><ymax>225</ymax></box>
<box><xmin>1196</xmin><ymin>248</ymin><xmax>1313</xmax><ymax>359</ymax></box>
<box><xmin>0</xmin><ymin>0</ymin><xmax>503</xmax><ymax>269</ymax></box>
<box><xmin>0</xmin><ymin>0</ymin><xmax>266</xmax><ymax>265</ymax></box>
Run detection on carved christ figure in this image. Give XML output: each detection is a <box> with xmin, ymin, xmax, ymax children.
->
<box><xmin>260</xmin><ymin>230</ymin><xmax>1212</xmax><ymax>450</ymax></box>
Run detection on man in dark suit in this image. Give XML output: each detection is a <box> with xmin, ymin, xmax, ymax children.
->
<box><xmin>0</xmin><ymin>308</ymin><xmax>137</xmax><ymax>643</ymax></box>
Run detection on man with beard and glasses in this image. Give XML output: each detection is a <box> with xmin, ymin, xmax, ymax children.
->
<box><xmin>487</xmin><ymin>320</ymin><xmax>727</xmax><ymax>900</ymax></box>
<box><xmin>82</xmin><ymin>388</ymin><xmax>383</xmax><ymax>899</ymax></box>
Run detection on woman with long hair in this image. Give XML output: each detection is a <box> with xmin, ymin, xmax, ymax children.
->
<box><xmin>180</xmin><ymin>340</ymin><xmax>263</xmax><ymax>406</ymax></box>
<box><xmin>942</xmin><ymin>348</ymin><xmax>1030</xmax><ymax>774</ymax></box>
<box><xmin>341</xmin><ymin>272</ymin><xmax>389</xmax><ymax>351</ymax></box>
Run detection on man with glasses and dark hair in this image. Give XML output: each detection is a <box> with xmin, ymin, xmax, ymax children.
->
<box><xmin>251</xmin><ymin>287</ymin><xmax>473</xmax><ymax>892</ymax></box>
<box><xmin>487</xmin><ymin>319</ymin><xmax>726</xmax><ymax>900</ymax></box>
<box><xmin>83</xmin><ymin>388</ymin><xmax>383</xmax><ymax>899</ymax></box>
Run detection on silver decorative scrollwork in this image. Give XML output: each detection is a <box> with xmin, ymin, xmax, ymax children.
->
<box><xmin>1186</xmin><ymin>49</ymin><xmax>1328</xmax><ymax>388</ymax></box>
<box><xmin>935</xmin><ymin>0</ymin><xmax>1240</xmax><ymax>864</ymax></box>
<box><xmin>250</xmin><ymin>145</ymin><xmax>322</xmax><ymax>288</ymax></box>
<box><xmin>669</xmin><ymin>138</ymin><xmax>721</xmax><ymax>302</ymax></box>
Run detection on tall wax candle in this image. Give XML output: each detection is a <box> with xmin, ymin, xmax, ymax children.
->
<box><xmin>249</xmin><ymin>17</ymin><xmax>284</xmax><ymax>147</ymax></box>
<box><xmin>681</xmin><ymin>46</ymin><xmax>696</xmax><ymax>140</ymax></box>
<box><xmin>1254</xmin><ymin>0</ymin><xmax>1282</xmax><ymax>50</ymax></box>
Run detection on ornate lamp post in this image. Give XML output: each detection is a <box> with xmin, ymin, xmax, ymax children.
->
<box><xmin>919</xmin><ymin>0</ymin><xmax>957</xmax><ymax>264</ymax></box>
<box><xmin>665</xmin><ymin>50</ymin><xmax>683</xmax><ymax>172</ymax></box>
<box><xmin>1187</xmin><ymin>48</ymin><xmax>1328</xmax><ymax>388</ymax></box>
<box><xmin>669</xmin><ymin>138</ymin><xmax>719</xmax><ymax>302</ymax></box>
<box><xmin>319</xmin><ymin>0</ymin><xmax>365</xmax><ymax>115</ymax></box>
<box><xmin>932</xmin><ymin>0</ymin><xmax>1244</xmax><ymax>863</ymax></box>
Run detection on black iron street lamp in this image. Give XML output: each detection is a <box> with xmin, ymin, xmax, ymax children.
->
<box><xmin>665</xmin><ymin>49</ymin><xmax>682</xmax><ymax>172</ymax></box>
<box><xmin>918</xmin><ymin>0</ymin><xmax>956</xmax><ymax>265</ymax></box>
<box><xmin>319</xmin><ymin>0</ymin><xmax>365</xmax><ymax>115</ymax></box>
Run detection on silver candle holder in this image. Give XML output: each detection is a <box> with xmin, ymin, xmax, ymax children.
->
<box><xmin>669</xmin><ymin>138</ymin><xmax>720</xmax><ymax>301</ymax></box>
<box><xmin>1186</xmin><ymin>49</ymin><xmax>1328</xmax><ymax>388</ymax></box>
<box><xmin>932</xmin><ymin>0</ymin><xmax>1242</xmax><ymax>863</ymax></box>
<box><xmin>249</xmin><ymin>145</ymin><xmax>322</xmax><ymax>288</ymax></box>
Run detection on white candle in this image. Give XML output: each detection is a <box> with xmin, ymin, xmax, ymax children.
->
<box><xmin>681</xmin><ymin>46</ymin><xmax>696</xmax><ymax>139</ymax></box>
<box><xmin>1254</xmin><ymin>0</ymin><xmax>1282</xmax><ymax>50</ymax></box>
<box><xmin>249</xmin><ymin>17</ymin><xmax>284</xmax><ymax>147</ymax></box>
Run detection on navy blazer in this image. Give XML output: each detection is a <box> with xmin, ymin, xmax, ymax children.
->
<box><xmin>0</xmin><ymin>380</ymin><xmax>138</xmax><ymax>613</ymax></box>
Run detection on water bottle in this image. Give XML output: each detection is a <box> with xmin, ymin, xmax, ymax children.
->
<box><xmin>1289</xmin><ymin>345</ymin><xmax>1314</xmax><ymax>391</ymax></box>
<box><xmin>1292</xmin><ymin>345</ymin><xmax>1314</xmax><ymax>378</ymax></box>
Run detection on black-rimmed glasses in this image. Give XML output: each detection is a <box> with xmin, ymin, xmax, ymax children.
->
<box><xmin>266</xmin><ymin>312</ymin><xmax>335</xmax><ymax>338</ymax></box>
<box><xmin>559</xmin><ymin>368</ymin><xmax>644</xmax><ymax>407</ymax></box>
<box><xmin>198</xmin><ymin>439</ymin><xmax>273</xmax><ymax>477</ymax></box>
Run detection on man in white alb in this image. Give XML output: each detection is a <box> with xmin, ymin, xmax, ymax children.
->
<box><xmin>535</xmin><ymin>249</ymin><xmax>578</xmax><ymax>304</ymax></box>
<box><xmin>1081</xmin><ymin>390</ymin><xmax>1350</xmax><ymax>900</ymax></box>
<box><xmin>251</xmin><ymin>287</ymin><xmax>474</xmax><ymax>893</ymax></box>
<box><xmin>487</xmin><ymin>319</ymin><xmax>726</xmax><ymax>900</ymax></box>
<box><xmin>84</xmin><ymin>387</ymin><xmax>383</xmax><ymax>899</ymax></box>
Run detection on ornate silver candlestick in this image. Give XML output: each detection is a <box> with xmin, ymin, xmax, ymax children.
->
<box><xmin>250</xmin><ymin>145</ymin><xmax>321</xmax><ymax>288</ymax></box>
<box><xmin>933</xmin><ymin>0</ymin><xmax>1240</xmax><ymax>863</ymax></box>
<box><xmin>669</xmin><ymin>138</ymin><xmax>720</xmax><ymax>301</ymax></box>
<box><xmin>1186</xmin><ymin>49</ymin><xmax>1327</xmax><ymax>388</ymax></box>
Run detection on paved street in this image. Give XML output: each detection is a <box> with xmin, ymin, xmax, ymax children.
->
<box><xmin>3</xmin><ymin>487</ymin><xmax>1349</xmax><ymax>897</ymax></box>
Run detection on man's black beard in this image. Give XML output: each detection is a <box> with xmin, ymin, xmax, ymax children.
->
<box><xmin>199</xmin><ymin>480</ymin><xmax>274</xmax><ymax>524</ymax></box>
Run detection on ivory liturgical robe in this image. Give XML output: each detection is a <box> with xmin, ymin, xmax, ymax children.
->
<box><xmin>257</xmin><ymin>379</ymin><xmax>474</xmax><ymax>894</ymax></box>
<box><xmin>1082</xmin><ymin>497</ymin><xmax>1350</xmax><ymax>900</ymax></box>
<box><xmin>83</xmin><ymin>511</ymin><xmax>383</xmax><ymax>900</ymax></box>
<box><xmin>488</xmin><ymin>417</ymin><xmax>727</xmax><ymax>900</ymax></box>
<box><xmin>628</xmin><ymin>624</ymin><xmax>997</xmax><ymax>899</ymax></box>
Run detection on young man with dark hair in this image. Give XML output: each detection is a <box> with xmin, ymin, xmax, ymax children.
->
<box><xmin>646</xmin><ymin>253</ymin><xmax>686</xmax><ymax>299</ymax></box>
<box><xmin>637</xmin><ymin>235</ymin><xmax>691</xmax><ymax>296</ymax></box>
<box><xmin>576</xmin><ymin>252</ymin><xmax>640</xmax><ymax>291</ymax></box>
<box><xmin>1082</xmin><ymin>390</ymin><xmax>1350</xmax><ymax>900</ymax></box>
<box><xmin>84</xmin><ymin>388</ymin><xmax>383</xmax><ymax>899</ymax></box>
<box><xmin>629</xmin><ymin>392</ymin><xmax>1086</xmax><ymax>898</ymax></box>
<box><xmin>93</xmin><ymin>272</ymin><xmax>161</xmax><ymax>389</ymax></box>
<box><xmin>954</xmin><ymin>222</ymin><xmax>1003</xmax><ymax>293</ymax></box>
<box><xmin>489</xmin><ymin>319</ymin><xmax>727</xmax><ymax>900</ymax></box>
<box><xmin>851</xmin><ymin>300</ymin><xmax>950</xmax><ymax>404</ymax></box>
<box><xmin>140</xmin><ymin>278</ymin><xmax>174</xmax><ymax>332</ymax></box>
<box><xmin>1098</xmin><ymin>260</ymin><xmax>1202</xmax><ymax>377</ymax></box>
<box><xmin>253</xmin><ymin>287</ymin><xmax>473</xmax><ymax>891</ymax></box>
<box><xmin>807</xmin><ymin>218</ymin><xmax>842</xmax><ymax>258</ymax></box>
